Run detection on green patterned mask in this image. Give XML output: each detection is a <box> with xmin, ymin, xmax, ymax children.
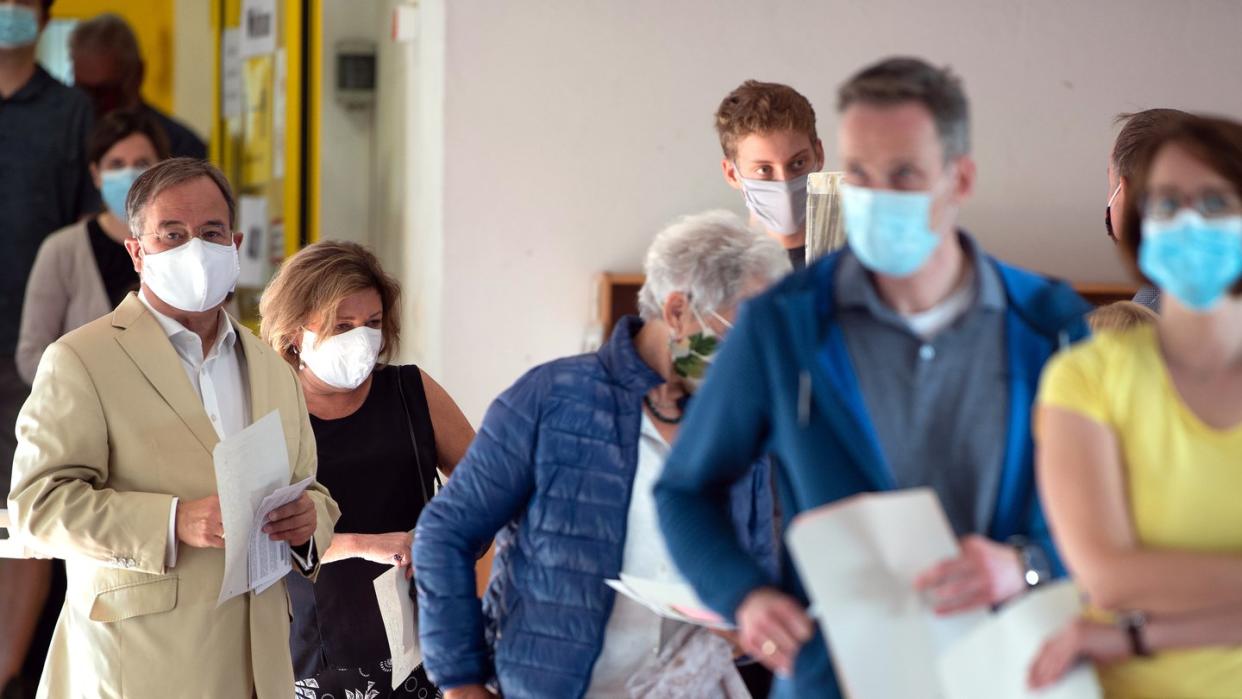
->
<box><xmin>669</xmin><ymin>306</ymin><xmax>732</xmax><ymax>392</ymax></box>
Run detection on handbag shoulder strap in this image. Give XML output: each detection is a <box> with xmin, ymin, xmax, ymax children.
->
<box><xmin>394</xmin><ymin>364</ymin><xmax>441</xmax><ymax>505</ymax></box>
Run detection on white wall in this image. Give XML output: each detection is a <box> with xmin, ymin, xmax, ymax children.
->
<box><xmin>318</xmin><ymin>0</ymin><xmax>382</xmax><ymax>248</ymax></box>
<box><xmin>401</xmin><ymin>0</ymin><xmax>1242</xmax><ymax>424</ymax></box>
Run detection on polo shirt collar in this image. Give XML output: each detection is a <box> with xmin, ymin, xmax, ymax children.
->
<box><xmin>836</xmin><ymin>230</ymin><xmax>1006</xmax><ymax>320</ymax></box>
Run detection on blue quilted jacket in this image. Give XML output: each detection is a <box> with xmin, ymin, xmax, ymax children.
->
<box><xmin>412</xmin><ymin>316</ymin><xmax>776</xmax><ymax>698</ymax></box>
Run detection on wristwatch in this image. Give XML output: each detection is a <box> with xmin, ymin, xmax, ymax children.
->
<box><xmin>1119</xmin><ymin>610</ymin><xmax>1152</xmax><ymax>657</ymax></box>
<box><xmin>1009</xmin><ymin>537</ymin><xmax>1051</xmax><ymax>589</ymax></box>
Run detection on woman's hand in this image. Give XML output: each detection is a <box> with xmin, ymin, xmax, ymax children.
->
<box><xmin>325</xmin><ymin>532</ymin><xmax>415</xmax><ymax>579</ymax></box>
<box><xmin>1028</xmin><ymin>617</ymin><xmax>1131</xmax><ymax>690</ymax></box>
<box><xmin>735</xmin><ymin>587</ymin><xmax>815</xmax><ymax>675</ymax></box>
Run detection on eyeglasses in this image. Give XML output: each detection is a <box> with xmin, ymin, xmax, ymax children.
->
<box><xmin>139</xmin><ymin>226</ymin><xmax>234</xmax><ymax>248</ymax></box>
<box><xmin>1143</xmin><ymin>188</ymin><xmax>1242</xmax><ymax>221</ymax></box>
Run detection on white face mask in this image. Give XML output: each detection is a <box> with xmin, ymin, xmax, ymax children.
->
<box><xmin>735</xmin><ymin>163</ymin><xmax>811</xmax><ymax>236</ymax></box>
<box><xmin>299</xmin><ymin>326</ymin><xmax>383</xmax><ymax>390</ymax></box>
<box><xmin>140</xmin><ymin>238</ymin><xmax>240</xmax><ymax>313</ymax></box>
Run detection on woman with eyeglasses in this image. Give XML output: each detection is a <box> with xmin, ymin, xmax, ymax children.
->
<box><xmin>412</xmin><ymin>211</ymin><xmax>783</xmax><ymax>699</ymax></box>
<box><xmin>260</xmin><ymin>240</ymin><xmax>475</xmax><ymax>698</ymax></box>
<box><xmin>1029</xmin><ymin>114</ymin><xmax>1242</xmax><ymax>697</ymax></box>
<box><xmin>16</xmin><ymin>108</ymin><xmax>170</xmax><ymax>384</ymax></box>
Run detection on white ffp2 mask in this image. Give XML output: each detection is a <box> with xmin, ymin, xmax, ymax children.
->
<box><xmin>299</xmin><ymin>326</ymin><xmax>383</xmax><ymax>390</ymax></box>
<box><xmin>140</xmin><ymin>238</ymin><xmax>240</xmax><ymax>313</ymax></box>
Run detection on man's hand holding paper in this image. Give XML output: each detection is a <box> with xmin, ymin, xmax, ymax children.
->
<box><xmin>175</xmin><ymin>495</ymin><xmax>225</xmax><ymax>549</ymax></box>
<box><xmin>915</xmin><ymin>534</ymin><xmax>1027</xmax><ymax>615</ymax></box>
<box><xmin>261</xmin><ymin>491</ymin><xmax>316</xmax><ymax>546</ymax></box>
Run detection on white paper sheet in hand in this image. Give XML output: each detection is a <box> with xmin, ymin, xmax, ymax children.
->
<box><xmin>213</xmin><ymin>410</ymin><xmax>294</xmax><ymax>605</ymax></box>
<box><xmin>604</xmin><ymin>574</ymin><xmax>733</xmax><ymax>630</ymax></box>
<box><xmin>786</xmin><ymin>488</ymin><xmax>987</xmax><ymax>699</ymax></box>
<box><xmin>939</xmin><ymin>581</ymin><xmax>1102</xmax><ymax>699</ymax></box>
<box><xmin>250</xmin><ymin>476</ymin><xmax>314</xmax><ymax>595</ymax></box>
<box><xmin>374</xmin><ymin>565</ymin><xmax>421</xmax><ymax>690</ymax></box>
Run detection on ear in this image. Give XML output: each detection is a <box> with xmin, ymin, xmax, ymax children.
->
<box><xmin>661</xmin><ymin>291</ymin><xmax>691</xmax><ymax>339</ymax></box>
<box><xmin>90</xmin><ymin>162</ymin><xmax>101</xmax><ymax>191</ymax></box>
<box><xmin>124</xmin><ymin>236</ymin><xmax>144</xmax><ymax>274</ymax></box>
<box><xmin>233</xmin><ymin>230</ymin><xmax>244</xmax><ymax>250</ymax></box>
<box><xmin>952</xmin><ymin>155</ymin><xmax>977</xmax><ymax>201</ymax></box>
<box><xmin>721</xmin><ymin>158</ymin><xmax>742</xmax><ymax>190</ymax></box>
<box><xmin>813</xmin><ymin>138</ymin><xmax>826</xmax><ymax>170</ymax></box>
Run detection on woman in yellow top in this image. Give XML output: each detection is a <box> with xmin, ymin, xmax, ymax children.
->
<box><xmin>1029</xmin><ymin>114</ymin><xmax>1242</xmax><ymax>698</ymax></box>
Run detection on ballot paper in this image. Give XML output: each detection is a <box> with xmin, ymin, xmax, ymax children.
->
<box><xmin>786</xmin><ymin>489</ymin><xmax>987</xmax><ymax>699</ymax></box>
<box><xmin>605</xmin><ymin>573</ymin><xmax>733</xmax><ymax>630</ymax></box>
<box><xmin>249</xmin><ymin>476</ymin><xmax>315</xmax><ymax>595</ymax></box>
<box><xmin>939</xmin><ymin>581</ymin><xmax>1102</xmax><ymax>699</ymax></box>
<box><xmin>213</xmin><ymin>410</ymin><xmax>305</xmax><ymax>605</ymax></box>
<box><xmin>374</xmin><ymin>565</ymin><xmax>421</xmax><ymax>690</ymax></box>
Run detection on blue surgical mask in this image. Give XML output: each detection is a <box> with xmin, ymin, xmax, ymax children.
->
<box><xmin>736</xmin><ymin>165</ymin><xmax>810</xmax><ymax>236</ymax></box>
<box><xmin>840</xmin><ymin>182</ymin><xmax>941</xmax><ymax>277</ymax></box>
<box><xmin>0</xmin><ymin>4</ymin><xmax>39</xmax><ymax>49</ymax></box>
<box><xmin>1139</xmin><ymin>209</ymin><xmax>1242</xmax><ymax>312</ymax></box>
<box><xmin>100</xmin><ymin>167</ymin><xmax>143</xmax><ymax>223</ymax></box>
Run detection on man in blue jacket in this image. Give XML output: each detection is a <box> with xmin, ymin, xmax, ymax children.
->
<box><xmin>654</xmin><ymin>56</ymin><xmax>1091</xmax><ymax>698</ymax></box>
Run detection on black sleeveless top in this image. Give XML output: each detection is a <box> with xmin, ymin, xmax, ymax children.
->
<box><xmin>288</xmin><ymin>364</ymin><xmax>439</xmax><ymax>678</ymax></box>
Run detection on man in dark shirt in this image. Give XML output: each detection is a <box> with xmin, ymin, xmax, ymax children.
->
<box><xmin>715</xmin><ymin>80</ymin><xmax>824</xmax><ymax>271</ymax></box>
<box><xmin>0</xmin><ymin>3</ymin><xmax>93</xmax><ymax>696</ymax></box>
<box><xmin>69</xmin><ymin>13</ymin><xmax>207</xmax><ymax>159</ymax></box>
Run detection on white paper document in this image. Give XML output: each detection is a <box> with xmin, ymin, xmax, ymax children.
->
<box><xmin>249</xmin><ymin>476</ymin><xmax>314</xmax><ymax>595</ymax></box>
<box><xmin>213</xmin><ymin>410</ymin><xmax>304</xmax><ymax>605</ymax></box>
<box><xmin>939</xmin><ymin>581</ymin><xmax>1102</xmax><ymax>699</ymax></box>
<box><xmin>605</xmin><ymin>573</ymin><xmax>733</xmax><ymax>630</ymax></box>
<box><xmin>374</xmin><ymin>564</ymin><xmax>421</xmax><ymax>689</ymax></box>
<box><xmin>786</xmin><ymin>489</ymin><xmax>987</xmax><ymax>699</ymax></box>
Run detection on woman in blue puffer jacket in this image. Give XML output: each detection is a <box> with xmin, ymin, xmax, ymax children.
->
<box><xmin>412</xmin><ymin>211</ymin><xmax>790</xmax><ymax>699</ymax></box>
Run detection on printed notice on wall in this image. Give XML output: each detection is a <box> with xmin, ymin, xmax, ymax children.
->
<box><xmin>240</xmin><ymin>0</ymin><xmax>277</xmax><ymax>59</ymax></box>
<box><xmin>221</xmin><ymin>28</ymin><xmax>243</xmax><ymax>119</ymax></box>
<box><xmin>237</xmin><ymin>196</ymin><xmax>269</xmax><ymax>288</ymax></box>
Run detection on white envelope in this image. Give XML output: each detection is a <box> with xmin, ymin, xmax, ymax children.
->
<box><xmin>786</xmin><ymin>489</ymin><xmax>987</xmax><ymax>699</ymax></box>
<box><xmin>939</xmin><ymin>581</ymin><xmax>1102</xmax><ymax>699</ymax></box>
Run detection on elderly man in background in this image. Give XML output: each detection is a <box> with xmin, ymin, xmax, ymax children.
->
<box><xmin>7</xmin><ymin>158</ymin><xmax>338</xmax><ymax>698</ymax></box>
<box><xmin>70</xmin><ymin>13</ymin><xmax>207</xmax><ymax>159</ymax></box>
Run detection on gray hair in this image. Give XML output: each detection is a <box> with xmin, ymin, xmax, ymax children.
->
<box><xmin>126</xmin><ymin>158</ymin><xmax>237</xmax><ymax>237</ymax></box>
<box><xmin>69</xmin><ymin>14</ymin><xmax>142</xmax><ymax>81</ymax></box>
<box><xmin>837</xmin><ymin>56</ymin><xmax>971</xmax><ymax>161</ymax></box>
<box><xmin>638</xmin><ymin>210</ymin><xmax>789</xmax><ymax>321</ymax></box>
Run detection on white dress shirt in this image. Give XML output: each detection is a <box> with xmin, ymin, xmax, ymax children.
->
<box><xmin>139</xmin><ymin>291</ymin><xmax>250</xmax><ymax>568</ymax></box>
<box><xmin>586</xmin><ymin>413</ymin><xmax>688</xmax><ymax>697</ymax></box>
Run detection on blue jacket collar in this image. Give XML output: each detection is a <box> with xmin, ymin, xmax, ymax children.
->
<box><xmin>770</xmin><ymin>239</ymin><xmax>1091</xmax><ymax>499</ymax></box>
<box><xmin>597</xmin><ymin>316</ymin><xmax>666</xmax><ymax>396</ymax></box>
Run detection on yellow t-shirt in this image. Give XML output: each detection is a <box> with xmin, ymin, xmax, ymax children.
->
<box><xmin>1038</xmin><ymin>325</ymin><xmax>1242</xmax><ymax>698</ymax></box>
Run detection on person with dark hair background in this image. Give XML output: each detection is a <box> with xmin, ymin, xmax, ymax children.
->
<box><xmin>0</xmin><ymin>1</ymin><xmax>94</xmax><ymax>696</ymax></box>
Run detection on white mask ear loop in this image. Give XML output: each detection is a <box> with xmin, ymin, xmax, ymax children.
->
<box><xmin>1108</xmin><ymin>183</ymin><xmax>1122</xmax><ymax>207</ymax></box>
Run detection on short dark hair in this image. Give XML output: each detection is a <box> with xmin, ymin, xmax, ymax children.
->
<box><xmin>1118</xmin><ymin>114</ymin><xmax>1242</xmax><ymax>297</ymax></box>
<box><xmin>126</xmin><ymin>158</ymin><xmax>236</xmax><ymax>236</ymax></box>
<box><xmin>837</xmin><ymin>56</ymin><xmax>970</xmax><ymax>160</ymax></box>
<box><xmin>714</xmin><ymin>80</ymin><xmax>818</xmax><ymax>160</ymax></box>
<box><xmin>68</xmin><ymin>13</ymin><xmax>142</xmax><ymax>80</ymax></box>
<box><xmin>1111</xmin><ymin>109</ymin><xmax>1192</xmax><ymax>181</ymax></box>
<box><xmin>86</xmin><ymin>108</ymin><xmax>170</xmax><ymax>165</ymax></box>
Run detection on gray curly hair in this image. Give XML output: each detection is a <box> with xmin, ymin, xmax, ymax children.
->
<box><xmin>638</xmin><ymin>210</ymin><xmax>790</xmax><ymax>321</ymax></box>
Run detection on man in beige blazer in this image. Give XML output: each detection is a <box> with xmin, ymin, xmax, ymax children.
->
<box><xmin>7</xmin><ymin>158</ymin><xmax>340</xmax><ymax>698</ymax></box>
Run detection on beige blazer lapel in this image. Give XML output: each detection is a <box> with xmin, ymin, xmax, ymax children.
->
<box><xmin>234</xmin><ymin>319</ymin><xmax>274</xmax><ymax>426</ymax></box>
<box><xmin>112</xmin><ymin>294</ymin><xmax>221</xmax><ymax>454</ymax></box>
